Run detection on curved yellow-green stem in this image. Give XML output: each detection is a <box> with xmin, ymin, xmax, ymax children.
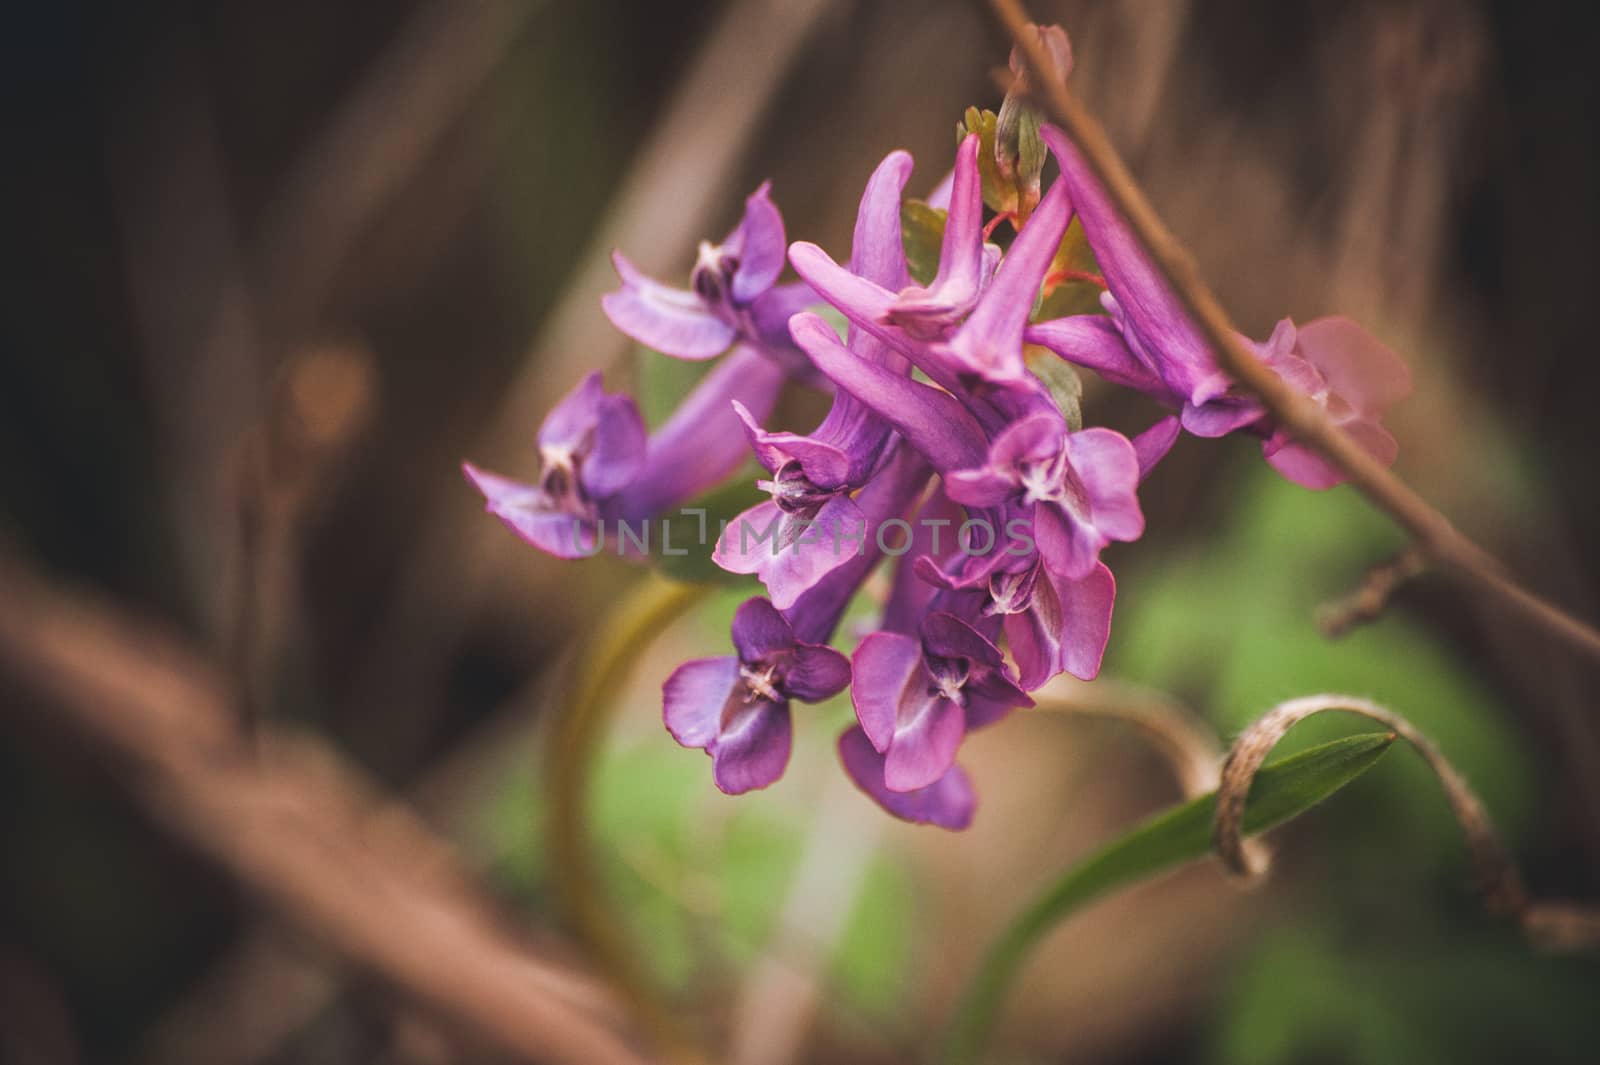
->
<box><xmin>546</xmin><ymin>572</ymin><xmax>713</xmax><ymax>1063</ymax></box>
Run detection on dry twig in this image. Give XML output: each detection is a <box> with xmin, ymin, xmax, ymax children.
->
<box><xmin>1317</xmin><ymin>546</ymin><xmax>1429</xmax><ymax>637</ymax></box>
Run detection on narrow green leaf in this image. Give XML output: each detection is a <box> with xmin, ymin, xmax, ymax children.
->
<box><xmin>938</xmin><ymin>732</ymin><xmax>1396</xmax><ymax>1064</ymax></box>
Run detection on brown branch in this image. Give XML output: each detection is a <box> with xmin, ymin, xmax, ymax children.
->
<box><xmin>0</xmin><ymin>552</ymin><xmax>649</xmax><ymax>1065</ymax></box>
<box><xmin>989</xmin><ymin>0</ymin><xmax>1600</xmax><ymax>664</ymax></box>
<box><xmin>1317</xmin><ymin>546</ymin><xmax>1429</xmax><ymax>638</ymax></box>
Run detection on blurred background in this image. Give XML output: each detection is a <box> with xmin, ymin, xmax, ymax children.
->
<box><xmin>4</xmin><ymin>0</ymin><xmax>1600</xmax><ymax>1062</ymax></box>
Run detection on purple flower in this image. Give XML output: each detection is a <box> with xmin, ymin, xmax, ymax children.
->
<box><xmin>788</xmin><ymin>146</ymin><xmax>1073</xmax><ymax>420</ymax></box>
<box><xmin>944</xmin><ymin>411</ymin><xmax>1143</xmax><ymax>580</ymax></box>
<box><xmin>779</xmin><ymin>446</ymin><xmax>935</xmax><ymax>645</ymax></box>
<box><xmin>983</xmin><ymin>559</ymin><xmax>1114</xmax><ymax>689</ymax></box>
<box><xmin>851</xmin><ymin>608</ymin><xmax>1031</xmax><ymax>793</ymax></box>
<box><xmin>787</xmin><ymin>312</ymin><xmax>990</xmax><ymax>476</ymax></box>
<box><xmin>602</xmin><ymin>182</ymin><xmax>813</xmax><ymax>369</ymax></box>
<box><xmin>881</xmin><ymin>133</ymin><xmax>993</xmax><ymax>338</ymax></box>
<box><xmin>466</xmin><ymin>347</ymin><xmax>785</xmax><ymax>558</ymax></box>
<box><xmin>838</xmin><ymin>726</ymin><xmax>975</xmax><ymax>830</ymax></box>
<box><xmin>713</xmin><ymin>150</ymin><xmax>918</xmax><ymax>605</ymax></box>
<box><xmin>1026</xmin><ymin>125</ymin><xmax>1250</xmax><ymax>433</ymax></box>
<box><xmin>463</xmin><ymin>372</ymin><xmax>644</xmax><ymax>558</ymax></box>
<box><xmin>1026</xmin><ymin>123</ymin><xmax>1411</xmax><ymax>487</ymax></box>
<box><xmin>663</xmin><ymin>598</ymin><xmax>851</xmax><ymax>794</ymax></box>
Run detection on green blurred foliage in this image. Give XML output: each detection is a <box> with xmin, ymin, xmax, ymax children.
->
<box><xmin>1113</xmin><ymin>457</ymin><xmax>1536</xmax><ymax>855</ymax></box>
<box><xmin>1216</xmin><ymin>924</ymin><xmax>1600</xmax><ymax>1065</ymax></box>
<box><xmin>483</xmin><ymin>584</ymin><xmax>917</xmax><ymax>1026</ymax></box>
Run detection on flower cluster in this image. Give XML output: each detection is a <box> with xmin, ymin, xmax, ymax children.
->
<box><xmin>466</xmin><ymin>25</ymin><xmax>1411</xmax><ymax>829</ymax></box>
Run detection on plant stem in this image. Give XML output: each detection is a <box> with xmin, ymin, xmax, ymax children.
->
<box><xmin>545</xmin><ymin>572</ymin><xmax>713</xmax><ymax>1063</ymax></box>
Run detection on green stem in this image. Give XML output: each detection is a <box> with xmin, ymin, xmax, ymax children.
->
<box><xmin>938</xmin><ymin>732</ymin><xmax>1395</xmax><ymax>1065</ymax></box>
<box><xmin>546</xmin><ymin>572</ymin><xmax>713</xmax><ymax>1063</ymax></box>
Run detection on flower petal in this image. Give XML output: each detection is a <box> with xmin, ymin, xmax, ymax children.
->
<box><xmin>1033</xmin><ymin>501</ymin><xmax>1102</xmax><ymax>581</ymax></box>
<box><xmin>920</xmin><ymin>611</ymin><xmax>1005</xmax><ymax>670</ymax></box>
<box><xmin>789</xmin><ymin>312</ymin><xmax>988</xmax><ymax>474</ymax></box>
<box><xmin>993</xmin><ymin>411</ymin><xmax>1068</xmax><ymax>468</ymax></box>
<box><xmin>711</xmin><ymin>698</ymin><xmax>792</xmax><ymax>794</ymax></box>
<box><xmin>782</xmin><ymin>446</ymin><xmax>934</xmax><ymax>646</ymax></box>
<box><xmin>851</xmin><ymin>150</ymin><xmax>915</xmax><ymax>291</ymax></box>
<box><xmin>838</xmin><ymin>726</ymin><xmax>975</xmax><ymax>830</ymax></box>
<box><xmin>885</xmin><ymin>135</ymin><xmax>984</xmax><ymax>333</ymax></box>
<box><xmin>1131</xmin><ymin>416</ymin><xmax>1181</xmax><ymax>482</ymax></box>
<box><xmin>1179</xmin><ymin>396</ymin><xmax>1264</xmax><ymax>438</ymax></box>
<box><xmin>944</xmin><ymin>174</ymin><xmax>1072</xmax><ymax>380</ymax></box>
<box><xmin>1263</xmin><ymin>416</ymin><xmax>1397</xmax><ymax>490</ymax></box>
<box><xmin>884</xmin><ymin>692</ymin><xmax>965</xmax><ymax>792</ymax></box>
<box><xmin>462</xmin><ymin>462</ymin><xmax>599</xmax><ymax>559</ymax></box>
<box><xmin>715</xmin><ymin>495</ymin><xmax>868</xmax><ymax>610</ymax></box>
<box><xmin>727</xmin><ymin>182</ymin><xmax>787</xmax><ymax>306</ymax></box>
<box><xmin>730</xmin><ymin>596</ymin><xmax>797</xmax><ymax>662</ymax></box>
<box><xmin>602</xmin><ymin>251</ymin><xmax>736</xmax><ymax>359</ymax></box>
<box><xmin>1051</xmin><ymin>561</ymin><xmax>1115</xmax><ymax>681</ymax></box>
<box><xmin>663</xmin><ymin>656</ymin><xmax>741</xmax><ymax>749</ymax></box>
<box><xmin>714</xmin><ymin>499</ymin><xmax>787</xmax><ymax>572</ymax></box>
<box><xmin>943</xmin><ymin>466</ymin><xmax>1019</xmax><ymax>509</ymax></box>
<box><xmin>580</xmin><ymin>394</ymin><xmax>648</xmax><ymax>499</ymax></box>
<box><xmin>1295</xmin><ymin>316</ymin><xmax>1412</xmax><ymax>413</ymax></box>
<box><xmin>1025</xmin><ymin>315</ymin><xmax>1166</xmax><ymax>395</ymax></box>
<box><xmin>850</xmin><ymin>631</ymin><xmax>925</xmax><ymax>754</ymax></box>
<box><xmin>932</xmin><ymin>133</ymin><xmax>985</xmax><ymax>301</ymax></box>
<box><xmin>1066</xmin><ymin>427</ymin><xmax>1144</xmax><ymax>541</ymax></box>
<box><xmin>537</xmin><ymin>372</ymin><xmax>607</xmax><ymax>452</ymax></box>
<box><xmin>731</xmin><ymin>400</ymin><xmax>853</xmax><ymax>487</ymax></box>
<box><xmin>1042</xmin><ymin>125</ymin><xmax>1224</xmax><ymax>404</ymax></box>
<box><xmin>748</xmin><ymin>282</ymin><xmax>817</xmax><ymax>359</ymax></box>
<box><xmin>783</xmin><ymin>642</ymin><xmax>852</xmax><ymax>702</ymax></box>
<box><xmin>788</xmin><ymin>242</ymin><xmax>902</xmax><ymax>337</ymax></box>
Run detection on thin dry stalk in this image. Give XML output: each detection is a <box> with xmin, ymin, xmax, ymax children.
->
<box><xmin>1213</xmin><ymin>695</ymin><xmax>1600</xmax><ymax>950</ymax></box>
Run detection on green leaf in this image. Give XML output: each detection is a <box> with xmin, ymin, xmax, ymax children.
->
<box><xmin>901</xmin><ymin>199</ymin><xmax>948</xmax><ymax>288</ymax></box>
<box><xmin>938</xmin><ymin>732</ymin><xmax>1396</xmax><ymax>1064</ymax></box>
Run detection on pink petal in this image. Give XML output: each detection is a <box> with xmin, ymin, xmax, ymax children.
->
<box><xmin>602</xmin><ymin>251</ymin><xmax>735</xmax><ymax>360</ymax></box>
<box><xmin>884</xmin><ymin>692</ymin><xmax>964</xmax><ymax>792</ymax></box>
<box><xmin>838</xmin><ymin>727</ymin><xmax>975</xmax><ymax>830</ymax></box>
<box><xmin>1296</xmin><ymin>316</ymin><xmax>1413</xmax><ymax>413</ymax></box>
<box><xmin>662</xmin><ymin>657</ymin><xmax>740</xmax><ymax>749</ymax></box>
<box><xmin>727</xmin><ymin>182</ymin><xmax>787</xmax><ymax>306</ymax></box>
<box><xmin>850</xmin><ymin>631</ymin><xmax>924</xmax><ymax>754</ymax></box>
<box><xmin>1131</xmin><ymin>416</ymin><xmax>1181</xmax><ymax>482</ymax></box>
<box><xmin>711</xmin><ymin>698</ymin><xmax>792</xmax><ymax>794</ymax></box>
